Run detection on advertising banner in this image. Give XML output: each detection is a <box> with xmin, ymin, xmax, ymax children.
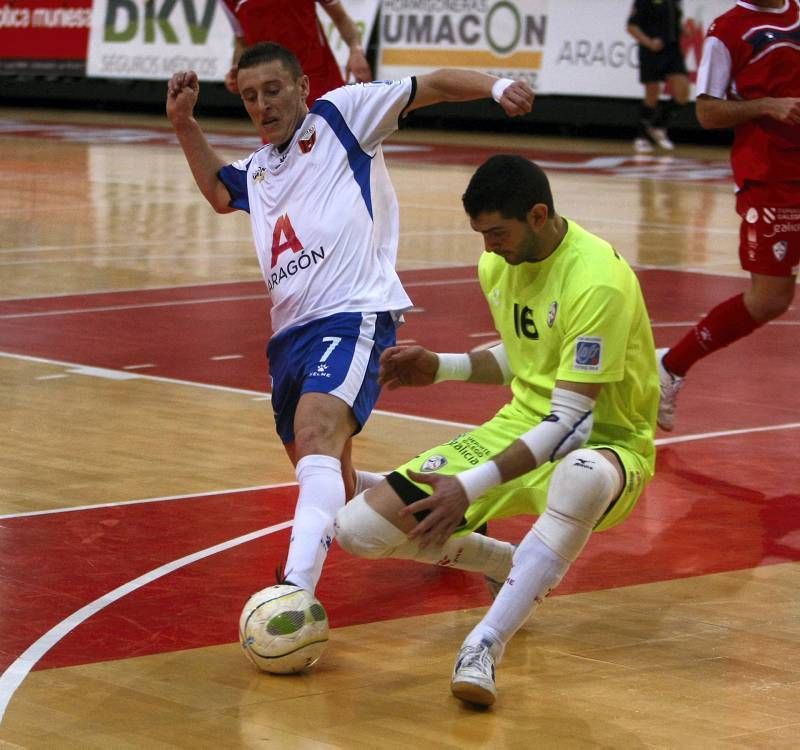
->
<box><xmin>377</xmin><ymin>0</ymin><xmax>733</xmax><ymax>97</ymax></box>
<box><xmin>0</xmin><ymin>0</ymin><xmax>91</xmax><ymax>74</ymax></box>
<box><xmin>541</xmin><ymin>0</ymin><xmax>732</xmax><ymax>96</ymax></box>
<box><xmin>86</xmin><ymin>0</ymin><xmax>234</xmax><ymax>81</ymax></box>
<box><xmin>377</xmin><ymin>0</ymin><xmax>548</xmax><ymax>90</ymax></box>
<box><xmin>84</xmin><ymin>0</ymin><xmax>380</xmax><ymax>83</ymax></box>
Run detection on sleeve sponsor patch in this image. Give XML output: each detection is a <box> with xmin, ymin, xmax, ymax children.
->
<box><xmin>574</xmin><ymin>336</ymin><xmax>602</xmax><ymax>372</ymax></box>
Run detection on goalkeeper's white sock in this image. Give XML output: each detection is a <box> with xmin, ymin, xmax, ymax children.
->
<box><xmin>284</xmin><ymin>454</ymin><xmax>345</xmax><ymax>593</ymax></box>
<box><xmin>463</xmin><ymin>531</ymin><xmax>568</xmax><ymax>659</ymax></box>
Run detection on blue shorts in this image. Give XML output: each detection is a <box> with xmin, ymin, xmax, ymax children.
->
<box><xmin>267</xmin><ymin>312</ymin><xmax>397</xmax><ymax>444</ymax></box>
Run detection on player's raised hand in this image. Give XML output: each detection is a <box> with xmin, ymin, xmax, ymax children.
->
<box><xmin>166</xmin><ymin>70</ymin><xmax>200</xmax><ymax>124</ymax></box>
<box><xmin>379</xmin><ymin>345</ymin><xmax>439</xmax><ymax>389</ymax></box>
<box><xmin>402</xmin><ymin>469</ymin><xmax>469</xmax><ymax>547</ymax></box>
<box><xmin>498</xmin><ymin>79</ymin><xmax>534</xmax><ymax>117</ymax></box>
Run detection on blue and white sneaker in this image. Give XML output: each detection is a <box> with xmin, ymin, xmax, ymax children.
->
<box><xmin>451</xmin><ymin>640</ymin><xmax>497</xmax><ymax>706</ymax></box>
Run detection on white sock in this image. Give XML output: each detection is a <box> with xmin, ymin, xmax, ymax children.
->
<box><xmin>463</xmin><ymin>530</ymin><xmax>569</xmax><ymax>659</ymax></box>
<box><xmin>395</xmin><ymin>532</ymin><xmax>514</xmax><ymax>582</ymax></box>
<box><xmin>354</xmin><ymin>469</ymin><xmax>386</xmax><ymax>496</ymax></box>
<box><xmin>284</xmin><ymin>454</ymin><xmax>345</xmax><ymax>593</ymax></box>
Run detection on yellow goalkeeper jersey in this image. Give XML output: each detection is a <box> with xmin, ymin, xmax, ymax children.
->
<box><xmin>478</xmin><ymin>218</ymin><xmax>658</xmax><ymax>474</ymax></box>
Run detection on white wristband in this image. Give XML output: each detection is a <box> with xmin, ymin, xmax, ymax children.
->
<box><xmin>434</xmin><ymin>352</ymin><xmax>472</xmax><ymax>383</ymax></box>
<box><xmin>491</xmin><ymin>78</ymin><xmax>514</xmax><ymax>103</ymax></box>
<box><xmin>457</xmin><ymin>461</ymin><xmax>503</xmax><ymax>504</ymax></box>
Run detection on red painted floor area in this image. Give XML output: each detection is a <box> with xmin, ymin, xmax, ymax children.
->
<box><xmin>1</xmin><ymin>268</ymin><xmax>797</xmax><ymax>427</ymax></box>
<box><xmin>1</xmin><ymin>435</ymin><xmax>798</xmax><ymax>674</ymax></box>
<box><xmin>2</xmin><ymin>268</ymin><xmax>799</xmax><ymax>672</ymax></box>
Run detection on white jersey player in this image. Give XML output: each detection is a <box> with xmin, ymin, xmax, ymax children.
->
<box><xmin>219</xmin><ymin>78</ymin><xmax>415</xmax><ymax>336</ymax></box>
<box><xmin>166</xmin><ymin>42</ymin><xmax>534</xmax><ymax>637</ymax></box>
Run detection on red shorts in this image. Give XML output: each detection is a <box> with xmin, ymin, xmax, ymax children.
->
<box><xmin>736</xmin><ymin>182</ymin><xmax>800</xmax><ymax>277</ymax></box>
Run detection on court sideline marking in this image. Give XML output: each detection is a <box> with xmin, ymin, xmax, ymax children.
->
<box><xmin>0</xmin><ymin>521</ymin><xmax>292</xmax><ymax>724</ymax></box>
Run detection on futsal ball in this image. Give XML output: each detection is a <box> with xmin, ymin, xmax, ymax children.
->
<box><xmin>238</xmin><ymin>584</ymin><xmax>329</xmax><ymax>674</ymax></box>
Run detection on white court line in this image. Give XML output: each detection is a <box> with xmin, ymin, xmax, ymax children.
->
<box><xmin>0</xmin><ymin>277</ymin><xmax>475</xmax><ymax>319</ymax></box>
<box><xmin>0</xmin><ymin>520</ymin><xmax>292</xmax><ymax>724</ymax></box>
<box><xmin>0</xmin><ymin>482</ymin><xmax>296</xmax><ymax>521</ymax></box>
<box><xmin>0</xmin><ymin>351</ymin><xmax>477</xmax><ymax>430</ymax></box>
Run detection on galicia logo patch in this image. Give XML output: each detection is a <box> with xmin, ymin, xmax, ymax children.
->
<box><xmin>574</xmin><ymin>336</ymin><xmax>602</xmax><ymax>371</ymax></box>
<box><xmin>547</xmin><ymin>301</ymin><xmax>558</xmax><ymax>328</ymax></box>
<box><xmin>420</xmin><ymin>455</ymin><xmax>447</xmax><ymax>472</ymax></box>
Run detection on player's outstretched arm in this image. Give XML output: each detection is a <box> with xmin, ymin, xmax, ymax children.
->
<box><xmin>378</xmin><ymin>344</ymin><xmax>509</xmax><ymax>390</ymax></box>
<box><xmin>696</xmin><ymin>93</ymin><xmax>800</xmax><ymax>129</ymax></box>
<box><xmin>409</xmin><ymin>69</ymin><xmax>533</xmax><ymax>117</ymax></box>
<box><xmin>166</xmin><ymin>71</ymin><xmax>234</xmax><ymax>214</ymax></box>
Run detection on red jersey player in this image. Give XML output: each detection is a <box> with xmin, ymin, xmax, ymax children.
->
<box><xmin>656</xmin><ymin>0</ymin><xmax>800</xmax><ymax>431</ymax></box>
<box><xmin>220</xmin><ymin>0</ymin><xmax>372</xmax><ymax>104</ymax></box>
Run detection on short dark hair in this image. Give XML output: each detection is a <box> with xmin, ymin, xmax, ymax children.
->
<box><xmin>462</xmin><ymin>155</ymin><xmax>555</xmax><ymax>220</ymax></box>
<box><xmin>237</xmin><ymin>42</ymin><xmax>304</xmax><ymax>79</ymax></box>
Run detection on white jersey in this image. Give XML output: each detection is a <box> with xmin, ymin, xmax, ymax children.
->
<box><xmin>219</xmin><ymin>78</ymin><xmax>416</xmax><ymax>335</ymax></box>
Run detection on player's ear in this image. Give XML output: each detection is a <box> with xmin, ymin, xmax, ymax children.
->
<box><xmin>526</xmin><ymin>203</ymin><xmax>549</xmax><ymax>231</ymax></box>
<box><xmin>298</xmin><ymin>74</ymin><xmax>310</xmax><ymax>102</ymax></box>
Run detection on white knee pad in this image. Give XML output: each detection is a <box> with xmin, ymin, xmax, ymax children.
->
<box><xmin>533</xmin><ymin>449</ymin><xmax>620</xmax><ymax>562</ymax></box>
<box><xmin>334</xmin><ymin>492</ymin><xmax>407</xmax><ymax>559</ymax></box>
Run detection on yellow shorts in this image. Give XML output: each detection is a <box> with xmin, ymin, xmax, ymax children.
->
<box><xmin>393</xmin><ymin>402</ymin><xmax>653</xmax><ymax>533</ymax></box>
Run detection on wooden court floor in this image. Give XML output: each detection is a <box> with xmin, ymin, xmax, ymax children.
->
<box><xmin>1</xmin><ymin>106</ymin><xmax>799</xmax><ymax>748</ymax></box>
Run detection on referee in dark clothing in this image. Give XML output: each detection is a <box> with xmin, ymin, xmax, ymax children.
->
<box><xmin>627</xmin><ymin>0</ymin><xmax>691</xmax><ymax>152</ymax></box>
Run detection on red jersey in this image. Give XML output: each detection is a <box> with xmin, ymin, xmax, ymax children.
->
<box><xmin>699</xmin><ymin>0</ymin><xmax>800</xmax><ymax>187</ymax></box>
<box><xmin>221</xmin><ymin>0</ymin><xmax>345</xmax><ymax>103</ymax></box>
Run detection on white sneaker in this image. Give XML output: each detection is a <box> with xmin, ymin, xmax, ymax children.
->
<box><xmin>647</xmin><ymin>127</ymin><xmax>675</xmax><ymax>150</ymax></box>
<box><xmin>451</xmin><ymin>641</ymin><xmax>497</xmax><ymax>706</ymax></box>
<box><xmin>656</xmin><ymin>347</ymin><xmax>684</xmax><ymax>432</ymax></box>
<box><xmin>633</xmin><ymin>137</ymin><xmax>654</xmax><ymax>154</ymax></box>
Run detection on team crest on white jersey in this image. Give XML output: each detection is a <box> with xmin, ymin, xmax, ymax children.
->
<box><xmin>298</xmin><ymin>125</ymin><xmax>317</xmax><ymax>154</ymax></box>
<box><xmin>252</xmin><ymin>165</ymin><xmax>267</xmax><ymax>183</ymax></box>
<box><xmin>420</xmin><ymin>455</ymin><xmax>447</xmax><ymax>472</ymax></box>
<box><xmin>547</xmin><ymin>301</ymin><xmax>558</xmax><ymax>328</ymax></box>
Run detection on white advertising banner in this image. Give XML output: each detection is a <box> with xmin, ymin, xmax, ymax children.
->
<box><xmin>377</xmin><ymin>0</ymin><xmax>734</xmax><ymax>97</ymax></box>
<box><xmin>87</xmin><ymin>0</ymin><xmax>380</xmax><ymax>82</ymax></box>
<box><xmin>541</xmin><ymin>0</ymin><xmax>732</xmax><ymax>96</ymax></box>
<box><xmin>377</xmin><ymin>0</ymin><xmax>549</xmax><ymax>90</ymax></box>
<box><xmin>86</xmin><ymin>0</ymin><xmax>234</xmax><ymax>80</ymax></box>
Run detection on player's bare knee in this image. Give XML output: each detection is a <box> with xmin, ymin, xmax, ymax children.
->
<box><xmin>546</xmin><ymin>449</ymin><xmax>621</xmax><ymax>525</ymax></box>
<box><xmin>334</xmin><ymin>491</ymin><xmax>407</xmax><ymax>559</ymax></box>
